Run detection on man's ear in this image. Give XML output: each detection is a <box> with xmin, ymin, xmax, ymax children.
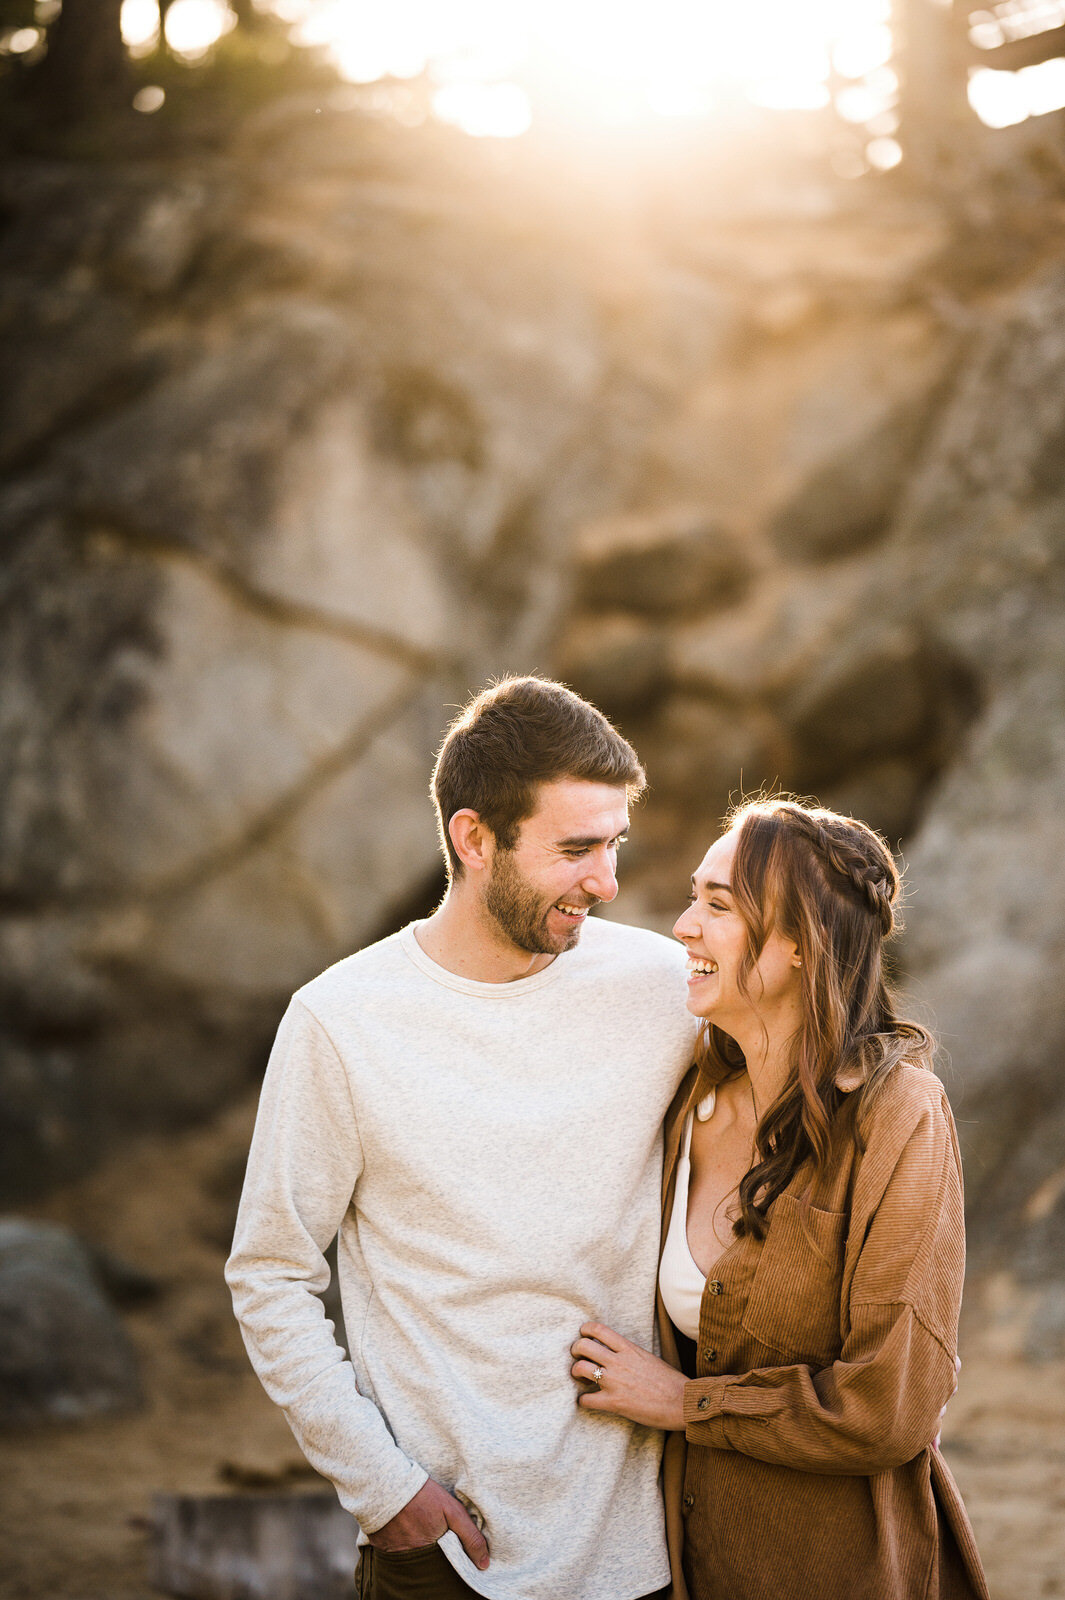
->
<box><xmin>448</xmin><ymin>810</ymin><xmax>494</xmax><ymax>875</ymax></box>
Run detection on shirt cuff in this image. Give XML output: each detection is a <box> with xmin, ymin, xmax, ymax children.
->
<box><xmin>683</xmin><ymin>1376</ymin><xmax>731</xmax><ymax>1446</ymax></box>
<box><xmin>683</xmin><ymin>1376</ymin><xmax>782</xmax><ymax>1447</ymax></box>
<box><xmin>356</xmin><ymin>1463</ymin><xmax>430</xmax><ymax>1535</ymax></box>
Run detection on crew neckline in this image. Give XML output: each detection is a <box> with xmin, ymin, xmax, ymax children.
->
<box><xmin>399</xmin><ymin>921</ymin><xmax>575</xmax><ymax>997</ymax></box>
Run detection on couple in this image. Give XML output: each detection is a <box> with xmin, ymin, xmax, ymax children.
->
<box><xmin>226</xmin><ymin>676</ymin><xmax>989</xmax><ymax>1600</ymax></box>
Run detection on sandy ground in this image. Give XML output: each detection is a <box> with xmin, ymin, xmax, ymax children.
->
<box><xmin>2</xmin><ymin>1105</ymin><xmax>1063</xmax><ymax>1600</ymax></box>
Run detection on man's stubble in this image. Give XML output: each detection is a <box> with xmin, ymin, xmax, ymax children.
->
<box><xmin>483</xmin><ymin>848</ymin><xmax>583</xmax><ymax>957</ymax></box>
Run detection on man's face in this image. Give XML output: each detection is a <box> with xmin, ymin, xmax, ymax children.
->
<box><xmin>482</xmin><ymin>779</ymin><xmax>629</xmax><ymax>956</ymax></box>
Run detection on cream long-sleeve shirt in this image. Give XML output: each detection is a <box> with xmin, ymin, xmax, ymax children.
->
<box><xmin>226</xmin><ymin>917</ymin><xmax>696</xmax><ymax>1600</ymax></box>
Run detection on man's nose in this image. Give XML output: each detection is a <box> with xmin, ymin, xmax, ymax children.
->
<box><xmin>582</xmin><ymin>847</ymin><xmax>619</xmax><ymax>903</ymax></box>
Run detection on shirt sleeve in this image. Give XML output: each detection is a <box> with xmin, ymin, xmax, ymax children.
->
<box><xmin>225</xmin><ymin>998</ymin><xmax>428</xmax><ymax>1531</ymax></box>
<box><xmin>682</xmin><ymin>1082</ymin><xmax>965</xmax><ymax>1476</ymax></box>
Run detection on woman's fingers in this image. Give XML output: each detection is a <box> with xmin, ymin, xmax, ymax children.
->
<box><xmin>571</xmin><ymin>1334</ymin><xmax>689</xmax><ymax>1429</ymax></box>
<box><xmin>570</xmin><ymin>1335</ymin><xmax>613</xmax><ymax>1363</ymax></box>
<box><xmin>580</xmin><ymin>1321</ymin><xmax>626</xmax><ymax>1350</ymax></box>
<box><xmin>577</xmin><ymin>1385</ymin><xmax>611</xmax><ymax>1409</ymax></box>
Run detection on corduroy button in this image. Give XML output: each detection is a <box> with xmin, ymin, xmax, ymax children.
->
<box><xmin>697</xmin><ymin>1395</ymin><xmax>710</xmax><ymax>1411</ymax></box>
<box><xmin>683</xmin><ymin>1493</ymin><xmax>695</xmax><ymax>1511</ymax></box>
<box><xmin>702</xmin><ymin>1347</ymin><xmax>718</xmax><ymax>1364</ymax></box>
<box><xmin>708</xmin><ymin>1279</ymin><xmax>723</xmax><ymax>1295</ymax></box>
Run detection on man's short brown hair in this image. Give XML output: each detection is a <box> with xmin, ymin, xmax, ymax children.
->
<box><xmin>432</xmin><ymin>676</ymin><xmax>646</xmax><ymax>878</ymax></box>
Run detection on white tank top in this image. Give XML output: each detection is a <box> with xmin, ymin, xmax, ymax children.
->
<box><xmin>658</xmin><ymin>1092</ymin><xmax>715</xmax><ymax>1341</ymax></box>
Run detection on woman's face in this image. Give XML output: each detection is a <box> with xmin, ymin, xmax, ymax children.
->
<box><xmin>672</xmin><ymin>829</ymin><xmax>802</xmax><ymax>1026</ymax></box>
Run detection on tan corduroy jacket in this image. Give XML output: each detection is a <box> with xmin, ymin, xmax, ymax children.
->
<box><xmin>657</xmin><ymin>1061</ymin><xmax>990</xmax><ymax>1600</ymax></box>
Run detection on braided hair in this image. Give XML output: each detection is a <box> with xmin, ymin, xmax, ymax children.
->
<box><xmin>697</xmin><ymin>797</ymin><xmax>935</xmax><ymax>1240</ymax></box>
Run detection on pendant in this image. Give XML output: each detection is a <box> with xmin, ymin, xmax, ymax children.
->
<box><xmin>696</xmin><ymin>1085</ymin><xmax>717</xmax><ymax>1122</ymax></box>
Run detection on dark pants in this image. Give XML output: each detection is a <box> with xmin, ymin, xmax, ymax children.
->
<box><xmin>357</xmin><ymin>1541</ymin><xmax>670</xmax><ymax>1600</ymax></box>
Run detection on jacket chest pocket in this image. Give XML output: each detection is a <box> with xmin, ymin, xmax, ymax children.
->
<box><xmin>741</xmin><ymin>1193</ymin><xmax>847</xmax><ymax>1366</ymax></box>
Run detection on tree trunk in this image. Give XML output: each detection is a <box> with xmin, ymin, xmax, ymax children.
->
<box><xmin>23</xmin><ymin>0</ymin><xmax>130</xmax><ymax>126</ymax></box>
<box><xmin>895</xmin><ymin>0</ymin><xmax>973</xmax><ymax>180</ymax></box>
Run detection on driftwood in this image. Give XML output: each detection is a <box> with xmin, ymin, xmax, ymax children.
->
<box><xmin>150</xmin><ymin>1492</ymin><xmax>359</xmax><ymax>1600</ymax></box>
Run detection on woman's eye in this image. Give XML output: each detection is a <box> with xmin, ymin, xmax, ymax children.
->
<box><xmin>709</xmin><ymin>900</ymin><xmax>728</xmax><ymax>912</ymax></box>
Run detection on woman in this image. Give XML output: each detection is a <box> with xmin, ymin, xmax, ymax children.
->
<box><xmin>570</xmin><ymin>799</ymin><xmax>989</xmax><ymax>1600</ymax></box>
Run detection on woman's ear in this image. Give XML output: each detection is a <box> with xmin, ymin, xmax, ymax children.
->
<box><xmin>448</xmin><ymin>809</ymin><xmax>493</xmax><ymax>875</ymax></box>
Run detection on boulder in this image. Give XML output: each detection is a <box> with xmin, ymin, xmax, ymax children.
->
<box><xmin>0</xmin><ymin>1218</ymin><xmax>142</xmax><ymax>1424</ymax></box>
<box><xmin>0</xmin><ymin>517</ymin><xmax>416</xmax><ymax>901</ymax></box>
<box><xmin>769</xmin><ymin>388</ymin><xmax>946</xmax><ymax>561</ymax></box>
<box><xmin>814</xmin><ymin>757</ymin><xmax>926</xmax><ymax>847</ymax></box>
<box><xmin>667</xmin><ymin>556</ymin><xmax>878</xmax><ymax>703</ymax></box>
<box><xmin>554</xmin><ymin>614</ymin><xmax>668</xmax><ymax>720</ymax></box>
<box><xmin>150</xmin><ymin>1492</ymin><xmax>357</xmax><ymax>1600</ymax></box>
<box><xmin>574</xmin><ymin>507</ymin><xmax>753</xmax><ymax>618</ymax></box>
<box><xmin>0</xmin><ymin>286</ymin><xmax>143</xmax><ymax>473</ymax></box>
<box><xmin>781</xmin><ymin>626</ymin><xmax>978</xmax><ymax>797</ymax></box>
<box><xmin>629</xmin><ymin>694</ymin><xmax>783</xmax><ymax>812</ymax></box>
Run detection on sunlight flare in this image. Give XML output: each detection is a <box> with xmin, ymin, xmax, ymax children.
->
<box><xmin>265</xmin><ymin>0</ymin><xmax>896</xmax><ymax>137</ymax></box>
<box><xmin>969</xmin><ymin>56</ymin><xmax>1065</xmax><ymax>128</ymax></box>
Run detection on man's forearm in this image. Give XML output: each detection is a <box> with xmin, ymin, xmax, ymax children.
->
<box><xmin>225</xmin><ymin>997</ymin><xmax>425</xmax><ymax>1531</ymax></box>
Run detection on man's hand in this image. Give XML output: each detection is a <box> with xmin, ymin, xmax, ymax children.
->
<box><xmin>571</xmin><ymin>1321</ymin><xmax>687</xmax><ymax>1431</ymax></box>
<box><xmin>368</xmin><ymin>1479</ymin><xmax>490</xmax><ymax>1569</ymax></box>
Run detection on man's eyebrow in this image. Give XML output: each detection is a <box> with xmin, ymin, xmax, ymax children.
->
<box><xmin>556</xmin><ymin>830</ymin><xmax>629</xmax><ymax>849</ymax></box>
<box><xmin>691</xmin><ymin>875</ymin><xmax>732</xmax><ymax>894</ymax></box>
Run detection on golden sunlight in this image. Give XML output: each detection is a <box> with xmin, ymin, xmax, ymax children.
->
<box><xmin>279</xmin><ymin>0</ymin><xmax>897</xmax><ymax>137</ymax></box>
<box><xmin>115</xmin><ymin>0</ymin><xmax>1065</xmax><ymax>144</ymax></box>
<box><xmin>121</xmin><ymin>0</ymin><xmax>236</xmax><ymax>61</ymax></box>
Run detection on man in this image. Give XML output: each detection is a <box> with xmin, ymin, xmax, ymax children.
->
<box><xmin>226</xmin><ymin>677</ymin><xmax>696</xmax><ymax>1600</ymax></box>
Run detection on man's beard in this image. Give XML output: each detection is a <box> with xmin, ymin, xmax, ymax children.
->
<box><xmin>483</xmin><ymin>849</ymin><xmax>588</xmax><ymax>956</ymax></box>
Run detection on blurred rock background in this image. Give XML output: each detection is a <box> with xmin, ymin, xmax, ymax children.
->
<box><xmin>2</xmin><ymin>2</ymin><xmax>1065</xmax><ymax>1596</ymax></box>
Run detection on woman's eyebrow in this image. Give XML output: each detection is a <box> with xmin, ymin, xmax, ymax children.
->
<box><xmin>691</xmin><ymin>876</ymin><xmax>732</xmax><ymax>894</ymax></box>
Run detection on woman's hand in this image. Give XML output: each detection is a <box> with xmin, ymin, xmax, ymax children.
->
<box><xmin>933</xmin><ymin>1355</ymin><xmax>963</xmax><ymax>1450</ymax></box>
<box><xmin>570</xmin><ymin>1321</ymin><xmax>687</xmax><ymax>1430</ymax></box>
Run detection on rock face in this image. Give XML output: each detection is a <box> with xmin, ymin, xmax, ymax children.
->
<box><xmin>556</xmin><ymin>250</ymin><xmax>1065</xmax><ymax>1353</ymax></box>
<box><xmin>0</xmin><ymin>131</ymin><xmax>607</xmax><ymax>1195</ymax></box>
<box><xmin>0</xmin><ymin>1218</ymin><xmax>142</xmax><ymax>1423</ymax></box>
<box><xmin>890</xmin><ymin>268</ymin><xmax>1065</xmax><ymax>1355</ymax></box>
<box><xmin>2</xmin><ymin>110</ymin><xmax>1065</xmax><ymax>1343</ymax></box>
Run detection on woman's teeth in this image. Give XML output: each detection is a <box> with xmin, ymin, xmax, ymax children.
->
<box><xmin>687</xmin><ymin>958</ymin><xmax>718</xmax><ymax>975</ymax></box>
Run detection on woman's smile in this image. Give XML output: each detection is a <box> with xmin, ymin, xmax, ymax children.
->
<box><xmin>685</xmin><ymin>955</ymin><xmax>719</xmax><ymax>988</ymax></box>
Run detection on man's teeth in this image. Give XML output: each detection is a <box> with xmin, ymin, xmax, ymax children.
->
<box><xmin>557</xmin><ymin>903</ymin><xmax>587</xmax><ymax>915</ymax></box>
<box><xmin>687</xmin><ymin>958</ymin><xmax>719</xmax><ymax>975</ymax></box>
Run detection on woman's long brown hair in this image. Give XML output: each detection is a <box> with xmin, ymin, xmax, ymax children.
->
<box><xmin>698</xmin><ymin>797</ymin><xmax>935</xmax><ymax>1240</ymax></box>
